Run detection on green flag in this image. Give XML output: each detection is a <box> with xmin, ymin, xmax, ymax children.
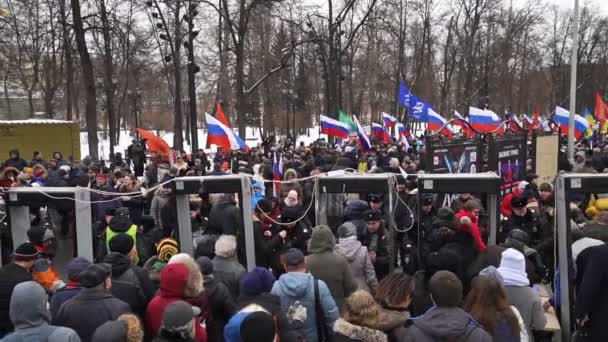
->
<box><xmin>339</xmin><ymin>111</ymin><xmax>356</xmax><ymax>132</ymax></box>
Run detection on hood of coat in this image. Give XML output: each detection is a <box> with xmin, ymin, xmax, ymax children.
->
<box><xmin>345</xmin><ymin>200</ymin><xmax>370</xmax><ymax>221</ymax></box>
<box><xmin>409</xmin><ymin>307</ymin><xmax>476</xmax><ymax>339</ymax></box>
<box><xmin>283</xmin><ymin>168</ymin><xmax>298</xmax><ymax>180</ymax></box>
<box><xmin>168</xmin><ymin>254</ymin><xmax>204</xmax><ymax>297</ymax></box>
<box><xmin>335</xmin><ymin>237</ymin><xmax>365</xmax><ymax>262</ymax></box>
<box><xmin>0</xmin><ymin>166</ymin><xmax>19</xmax><ymax>180</ymax></box>
<box><xmin>160</xmin><ymin>263</ymin><xmax>190</xmax><ymax>298</ymax></box>
<box><xmin>10</xmin><ymin>281</ymin><xmax>50</xmax><ymax>330</ymax></box>
<box><xmin>376</xmin><ymin>307</ymin><xmax>410</xmax><ymax>332</ymax></box>
<box><xmin>104</xmin><ymin>252</ymin><xmax>132</xmax><ymax>277</ymax></box>
<box><xmin>308</xmin><ymin>225</ymin><xmax>335</xmax><ymax>253</ymax></box>
<box><xmin>275</xmin><ymin>272</ymin><xmax>313</xmax><ymax>298</ymax></box>
<box><xmin>333</xmin><ymin>318</ymin><xmax>387</xmax><ymax>342</ymax></box>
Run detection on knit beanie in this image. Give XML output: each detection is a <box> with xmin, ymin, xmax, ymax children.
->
<box><xmin>337</xmin><ymin>222</ymin><xmax>357</xmax><ymax>239</ymax></box>
<box><xmin>196</xmin><ymin>256</ymin><xmax>214</xmax><ymax>275</ymax></box>
<box><xmin>240</xmin><ymin>267</ymin><xmax>276</xmax><ymax>297</ymax></box>
<box><xmin>497</xmin><ymin>248</ymin><xmax>529</xmax><ymax>286</ymax></box>
<box><xmin>108</xmin><ymin>233</ymin><xmax>135</xmax><ymax>255</ymax></box>
<box><xmin>66</xmin><ymin>257</ymin><xmax>92</xmax><ymax>282</ymax></box>
<box><xmin>157</xmin><ymin>238</ymin><xmax>179</xmax><ymax>262</ymax></box>
<box><xmin>240</xmin><ymin>311</ymin><xmax>276</xmax><ymax>342</ymax></box>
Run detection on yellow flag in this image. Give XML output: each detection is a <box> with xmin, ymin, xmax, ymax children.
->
<box><xmin>585</xmin><ymin>114</ymin><xmax>595</xmax><ymax>138</ymax></box>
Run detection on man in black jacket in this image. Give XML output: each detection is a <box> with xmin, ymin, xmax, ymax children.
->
<box><xmin>103</xmin><ymin>234</ymin><xmax>155</xmax><ymax>319</ymax></box>
<box><xmin>197</xmin><ymin>256</ymin><xmax>237</xmax><ymax>342</ymax></box>
<box><xmin>500</xmin><ymin>196</ymin><xmax>541</xmax><ymax>245</ymax></box>
<box><xmin>4</xmin><ymin>149</ymin><xmax>27</xmax><ymax>170</ymax></box>
<box><xmin>53</xmin><ymin>263</ymin><xmax>131</xmax><ymax>342</ymax></box>
<box><xmin>0</xmin><ymin>243</ymin><xmax>38</xmax><ymax>337</ymax></box>
<box><xmin>362</xmin><ymin>209</ymin><xmax>393</xmax><ymax>281</ymax></box>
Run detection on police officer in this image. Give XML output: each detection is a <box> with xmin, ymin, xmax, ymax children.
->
<box><xmin>361</xmin><ymin>209</ymin><xmax>392</xmax><ymax>281</ymax></box>
<box><xmin>500</xmin><ymin>196</ymin><xmax>541</xmax><ymax>246</ymax></box>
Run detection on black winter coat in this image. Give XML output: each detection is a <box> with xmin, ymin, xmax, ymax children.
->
<box><xmin>104</xmin><ymin>252</ymin><xmax>155</xmax><ymax>318</ymax></box>
<box><xmin>0</xmin><ymin>263</ymin><xmax>33</xmax><ymax>337</ymax></box>
<box><xmin>53</xmin><ymin>287</ymin><xmax>131</xmax><ymax>342</ymax></box>
<box><xmin>237</xmin><ymin>293</ymin><xmax>300</xmax><ymax>342</ymax></box>
<box><xmin>575</xmin><ymin>245</ymin><xmax>608</xmax><ymax>342</ymax></box>
<box><xmin>204</xmin><ymin>276</ymin><xmax>237</xmax><ymax>342</ymax></box>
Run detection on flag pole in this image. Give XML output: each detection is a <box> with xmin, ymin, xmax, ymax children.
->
<box><xmin>568</xmin><ymin>0</ymin><xmax>579</xmax><ymax>163</ymax></box>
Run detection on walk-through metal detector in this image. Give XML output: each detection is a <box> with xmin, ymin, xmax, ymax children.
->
<box><xmin>555</xmin><ymin>173</ymin><xmax>608</xmax><ymax>342</ymax></box>
<box><xmin>171</xmin><ymin>175</ymin><xmax>256</xmax><ymax>270</ymax></box>
<box><xmin>416</xmin><ymin>173</ymin><xmax>502</xmax><ymax>256</ymax></box>
<box><xmin>5</xmin><ymin>187</ymin><xmax>94</xmax><ymax>263</ymax></box>
<box><xmin>315</xmin><ymin>173</ymin><xmax>405</xmax><ymax>271</ymax></box>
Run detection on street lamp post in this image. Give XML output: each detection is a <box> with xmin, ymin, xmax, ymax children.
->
<box><xmin>568</xmin><ymin>0</ymin><xmax>579</xmax><ymax>162</ymax></box>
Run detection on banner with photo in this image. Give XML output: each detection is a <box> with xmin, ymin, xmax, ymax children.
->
<box><xmin>488</xmin><ymin>134</ymin><xmax>528</xmax><ymax>195</ymax></box>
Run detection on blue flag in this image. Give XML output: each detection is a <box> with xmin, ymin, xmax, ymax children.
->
<box><xmin>408</xmin><ymin>96</ymin><xmax>429</xmax><ymax>122</ymax></box>
<box><xmin>398</xmin><ymin>83</ymin><xmax>412</xmax><ymax>108</ymax></box>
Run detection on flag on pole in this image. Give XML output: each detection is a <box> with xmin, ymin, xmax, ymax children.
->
<box><xmin>396</xmin><ymin>123</ymin><xmax>410</xmax><ymax>137</ymax></box>
<box><xmin>469</xmin><ymin>107</ymin><xmax>503</xmax><ymax>133</ymax></box>
<box><xmin>338</xmin><ymin>111</ymin><xmax>356</xmax><ymax>132</ymax></box>
<box><xmin>594</xmin><ymin>92</ymin><xmax>608</xmax><ymax>126</ymax></box>
<box><xmin>454</xmin><ymin>111</ymin><xmax>475</xmax><ymax>138</ymax></box>
<box><xmin>554</xmin><ymin>106</ymin><xmax>589</xmax><ymax>140</ymax></box>
<box><xmin>320</xmin><ymin>114</ymin><xmax>350</xmax><ymax>139</ymax></box>
<box><xmin>398</xmin><ymin>83</ymin><xmax>412</xmax><ymax>108</ymax></box>
<box><xmin>354</xmin><ymin>115</ymin><xmax>372</xmax><ymax>152</ymax></box>
<box><xmin>371</xmin><ymin>123</ymin><xmax>391</xmax><ymax>142</ymax></box>
<box><xmin>136</xmin><ymin>128</ymin><xmax>171</xmax><ymax>158</ymax></box>
<box><xmin>216</xmin><ymin>102</ymin><xmax>231</xmax><ymax>128</ymax></box>
<box><xmin>427</xmin><ymin>108</ymin><xmax>453</xmax><ymax>138</ymax></box>
<box><xmin>272</xmin><ymin>152</ymin><xmax>283</xmax><ymax>198</ymax></box>
<box><xmin>382</xmin><ymin>112</ymin><xmax>398</xmax><ymax>127</ymax></box>
<box><xmin>206</xmin><ymin>113</ymin><xmax>248</xmax><ymax>150</ymax></box>
<box><xmin>584</xmin><ymin>107</ymin><xmax>595</xmax><ymax>139</ymax></box>
<box><xmin>408</xmin><ymin>96</ymin><xmax>429</xmax><ymax>122</ymax></box>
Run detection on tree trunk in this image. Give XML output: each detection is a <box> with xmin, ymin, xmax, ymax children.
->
<box><xmin>3</xmin><ymin>75</ymin><xmax>12</xmax><ymax>119</ymax></box>
<box><xmin>235</xmin><ymin>40</ymin><xmax>247</xmax><ymax>138</ymax></box>
<box><xmin>172</xmin><ymin>5</ymin><xmax>184</xmax><ymax>151</ymax></box>
<box><xmin>60</xmin><ymin>0</ymin><xmax>74</xmax><ymax>121</ymax></box>
<box><xmin>99</xmin><ymin>0</ymin><xmax>117</xmax><ymax>156</ymax></box>
<box><xmin>187</xmin><ymin>5</ymin><xmax>198</xmax><ymax>151</ymax></box>
<box><xmin>71</xmin><ymin>0</ymin><xmax>98</xmax><ymax>159</ymax></box>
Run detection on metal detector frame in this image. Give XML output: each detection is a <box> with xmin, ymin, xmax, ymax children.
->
<box><xmin>170</xmin><ymin>175</ymin><xmax>256</xmax><ymax>270</ymax></box>
<box><xmin>5</xmin><ymin>187</ymin><xmax>94</xmax><ymax>260</ymax></box>
<box><xmin>416</xmin><ymin>173</ymin><xmax>502</xmax><ymax>260</ymax></box>
<box><xmin>314</xmin><ymin>173</ymin><xmax>399</xmax><ymax>271</ymax></box>
<box><xmin>555</xmin><ymin>173</ymin><xmax>608</xmax><ymax>342</ymax></box>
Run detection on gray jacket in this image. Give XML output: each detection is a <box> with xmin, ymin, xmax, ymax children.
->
<box><xmin>504</xmin><ymin>285</ymin><xmax>546</xmax><ymax>340</ymax></box>
<box><xmin>3</xmin><ymin>281</ymin><xmax>80</xmax><ymax>342</ymax></box>
<box><xmin>150</xmin><ymin>190</ymin><xmax>170</xmax><ymax>228</ymax></box>
<box><xmin>212</xmin><ymin>255</ymin><xmax>246</xmax><ymax>299</ymax></box>
<box><xmin>403</xmin><ymin>307</ymin><xmax>492</xmax><ymax>342</ymax></box>
<box><xmin>335</xmin><ymin>237</ymin><xmax>378</xmax><ymax>292</ymax></box>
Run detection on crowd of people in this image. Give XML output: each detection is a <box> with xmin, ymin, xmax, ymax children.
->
<box><xmin>0</xmin><ymin>133</ymin><xmax>607</xmax><ymax>342</ymax></box>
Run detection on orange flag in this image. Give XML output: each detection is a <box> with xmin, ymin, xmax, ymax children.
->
<box><xmin>594</xmin><ymin>92</ymin><xmax>607</xmax><ymax>125</ymax></box>
<box><xmin>531</xmin><ymin>105</ymin><xmax>540</xmax><ymax>135</ymax></box>
<box><xmin>216</xmin><ymin>102</ymin><xmax>231</xmax><ymax>128</ymax></box>
<box><xmin>136</xmin><ymin>128</ymin><xmax>171</xmax><ymax>158</ymax></box>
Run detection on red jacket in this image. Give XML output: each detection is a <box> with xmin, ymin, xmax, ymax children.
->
<box><xmin>145</xmin><ymin>263</ymin><xmax>208</xmax><ymax>342</ymax></box>
<box><xmin>455</xmin><ymin>209</ymin><xmax>486</xmax><ymax>252</ymax></box>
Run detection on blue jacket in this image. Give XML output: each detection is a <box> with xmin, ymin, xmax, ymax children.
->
<box><xmin>271</xmin><ymin>272</ymin><xmax>338</xmax><ymax>342</ymax></box>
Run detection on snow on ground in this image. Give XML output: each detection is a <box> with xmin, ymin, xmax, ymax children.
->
<box><xmin>81</xmin><ymin>123</ymin><xmax>426</xmax><ymax>160</ymax></box>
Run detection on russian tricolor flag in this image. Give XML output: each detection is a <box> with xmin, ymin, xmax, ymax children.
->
<box><xmin>372</xmin><ymin>123</ymin><xmax>391</xmax><ymax>142</ymax></box>
<box><xmin>382</xmin><ymin>112</ymin><xmax>398</xmax><ymax>127</ymax></box>
<box><xmin>354</xmin><ymin>115</ymin><xmax>372</xmax><ymax>152</ymax></box>
<box><xmin>206</xmin><ymin>113</ymin><xmax>249</xmax><ymax>150</ymax></box>
<box><xmin>554</xmin><ymin>106</ymin><xmax>590</xmax><ymax>140</ymax></box>
<box><xmin>454</xmin><ymin>111</ymin><xmax>474</xmax><ymax>138</ymax></box>
<box><xmin>427</xmin><ymin>108</ymin><xmax>453</xmax><ymax>138</ymax></box>
<box><xmin>469</xmin><ymin>107</ymin><xmax>503</xmax><ymax>133</ymax></box>
<box><xmin>523</xmin><ymin>114</ymin><xmax>533</xmax><ymax>126</ymax></box>
<box><xmin>320</xmin><ymin>114</ymin><xmax>350</xmax><ymax>140</ymax></box>
<box><xmin>273</xmin><ymin>152</ymin><xmax>282</xmax><ymax>197</ymax></box>
<box><xmin>396</xmin><ymin>123</ymin><xmax>410</xmax><ymax>137</ymax></box>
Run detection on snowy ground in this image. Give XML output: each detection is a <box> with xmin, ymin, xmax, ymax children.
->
<box><xmin>81</xmin><ymin>124</ymin><xmax>428</xmax><ymax>160</ymax></box>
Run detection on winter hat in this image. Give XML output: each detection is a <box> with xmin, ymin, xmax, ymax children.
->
<box><xmin>283</xmin><ymin>190</ymin><xmax>299</xmax><ymax>207</ymax></box>
<box><xmin>14</xmin><ymin>242</ymin><xmax>39</xmax><ymax>261</ymax></box>
<box><xmin>364</xmin><ymin>209</ymin><xmax>382</xmax><ymax>222</ymax></box>
<box><xmin>108</xmin><ymin>233</ymin><xmax>135</xmax><ymax>255</ymax></box>
<box><xmin>162</xmin><ymin>300</ymin><xmax>201</xmax><ymax>332</ymax></box>
<box><xmin>240</xmin><ymin>267</ymin><xmax>276</xmax><ymax>297</ymax></box>
<box><xmin>432</xmin><ymin>207</ymin><xmax>456</xmax><ymax>229</ymax></box>
<box><xmin>91</xmin><ymin>320</ymin><xmax>128</xmax><ymax>342</ymax></box>
<box><xmin>510</xmin><ymin>196</ymin><xmax>527</xmax><ymax>209</ymax></box>
<box><xmin>572</xmin><ymin>237</ymin><xmax>604</xmax><ymax>265</ymax></box>
<box><xmin>479</xmin><ymin>266</ymin><xmax>504</xmax><ymax>285</ymax></box>
<box><xmin>66</xmin><ymin>257</ymin><xmax>92</xmax><ymax>281</ymax></box>
<box><xmin>27</xmin><ymin>225</ymin><xmax>54</xmax><ymax>245</ymax></box>
<box><xmin>196</xmin><ymin>256</ymin><xmax>214</xmax><ymax>275</ymax></box>
<box><xmin>283</xmin><ymin>248</ymin><xmax>305</xmax><ymax>267</ymax></box>
<box><xmin>497</xmin><ymin>248</ymin><xmax>529</xmax><ymax>286</ymax></box>
<box><xmin>337</xmin><ymin>222</ymin><xmax>357</xmax><ymax>239</ymax></box>
<box><xmin>157</xmin><ymin>238</ymin><xmax>179</xmax><ymax>262</ymax></box>
<box><xmin>240</xmin><ymin>311</ymin><xmax>276</xmax><ymax>342</ymax></box>
<box><xmin>539</xmin><ymin>183</ymin><xmax>553</xmax><ymax>192</ymax></box>
<box><xmin>79</xmin><ymin>263</ymin><xmax>111</xmax><ymax>288</ymax></box>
